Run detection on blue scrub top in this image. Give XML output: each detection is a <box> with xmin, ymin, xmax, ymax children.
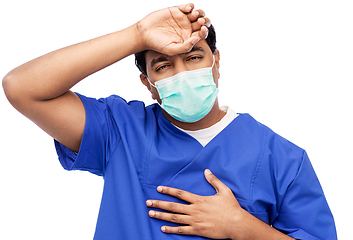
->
<box><xmin>55</xmin><ymin>94</ymin><xmax>337</xmax><ymax>240</ymax></box>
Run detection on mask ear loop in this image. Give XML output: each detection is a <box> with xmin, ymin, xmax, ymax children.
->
<box><xmin>145</xmin><ymin>76</ymin><xmax>157</xmax><ymax>89</ymax></box>
<box><xmin>145</xmin><ymin>75</ymin><xmax>163</xmax><ymax>107</ymax></box>
<box><xmin>210</xmin><ymin>54</ymin><xmax>216</xmax><ymax>69</ymax></box>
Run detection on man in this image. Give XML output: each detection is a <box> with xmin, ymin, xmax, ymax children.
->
<box><xmin>2</xmin><ymin>3</ymin><xmax>336</xmax><ymax>240</ymax></box>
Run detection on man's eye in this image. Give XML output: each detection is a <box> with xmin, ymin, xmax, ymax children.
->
<box><xmin>187</xmin><ymin>56</ymin><xmax>203</xmax><ymax>61</ymax></box>
<box><xmin>156</xmin><ymin>65</ymin><xmax>169</xmax><ymax>72</ymax></box>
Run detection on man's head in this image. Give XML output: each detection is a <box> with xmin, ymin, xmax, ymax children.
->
<box><xmin>135</xmin><ymin>25</ymin><xmax>219</xmax><ymax>103</ymax></box>
<box><xmin>135</xmin><ymin>24</ymin><xmax>217</xmax><ymax>76</ymax></box>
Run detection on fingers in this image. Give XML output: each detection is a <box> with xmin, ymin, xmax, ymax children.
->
<box><xmin>165</xmin><ymin>4</ymin><xmax>210</xmax><ymax>55</ymax></box>
<box><xmin>199</xmin><ymin>16</ymin><xmax>211</xmax><ymax>28</ymax></box>
<box><xmin>181</xmin><ymin>21</ymin><xmax>210</xmax><ymax>53</ymax></box>
<box><xmin>146</xmin><ymin>199</ymin><xmax>188</xmax><ymax>214</ymax></box>
<box><xmin>204</xmin><ymin>169</ymin><xmax>227</xmax><ymax>194</ymax></box>
<box><xmin>146</xmin><ymin>199</ymin><xmax>192</xmax><ymax>233</ymax></box>
<box><xmin>189</xmin><ymin>9</ymin><xmax>211</xmax><ymax>46</ymax></box>
<box><xmin>161</xmin><ymin>225</ymin><xmax>193</xmax><ymax>235</ymax></box>
<box><xmin>191</xmin><ymin>17</ymin><xmax>211</xmax><ymax>32</ymax></box>
<box><xmin>177</xmin><ymin>3</ymin><xmax>194</xmax><ymax>13</ymax></box>
<box><xmin>148</xmin><ymin>208</ymin><xmax>191</xmax><ymax>224</ymax></box>
<box><xmin>187</xmin><ymin>9</ymin><xmax>204</xmax><ymax>22</ymax></box>
<box><xmin>189</xmin><ymin>10</ymin><xmax>211</xmax><ymax>30</ymax></box>
<box><xmin>177</xmin><ymin>5</ymin><xmax>211</xmax><ymax>33</ymax></box>
<box><xmin>156</xmin><ymin>185</ymin><xmax>196</xmax><ymax>202</ymax></box>
<box><xmin>191</xmin><ymin>25</ymin><xmax>209</xmax><ymax>41</ymax></box>
<box><xmin>172</xmin><ymin>37</ymin><xmax>200</xmax><ymax>55</ymax></box>
<box><xmin>147</xmin><ymin>201</ymin><xmax>194</xmax><ymax>236</ymax></box>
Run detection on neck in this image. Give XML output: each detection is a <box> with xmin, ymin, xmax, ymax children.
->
<box><xmin>163</xmin><ymin>98</ymin><xmax>226</xmax><ymax>131</ymax></box>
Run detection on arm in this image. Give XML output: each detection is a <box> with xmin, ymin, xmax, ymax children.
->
<box><xmin>2</xmin><ymin>3</ymin><xmax>209</xmax><ymax>153</ymax></box>
<box><xmin>2</xmin><ymin>25</ymin><xmax>140</xmax><ymax>153</ymax></box>
<box><xmin>147</xmin><ymin>169</ymin><xmax>294</xmax><ymax>240</ymax></box>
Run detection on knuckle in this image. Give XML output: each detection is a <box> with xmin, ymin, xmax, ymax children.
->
<box><xmin>176</xmin><ymin>190</ymin><xmax>183</xmax><ymax>198</ymax></box>
<box><xmin>197</xmin><ymin>9</ymin><xmax>205</xmax><ymax>17</ymax></box>
<box><xmin>171</xmin><ymin>214</ymin><xmax>178</xmax><ymax>222</ymax></box>
<box><xmin>178</xmin><ymin>204</ymin><xmax>185</xmax><ymax>212</ymax></box>
<box><xmin>154</xmin><ymin>211</ymin><xmax>161</xmax><ymax>219</ymax></box>
<box><xmin>168</xmin><ymin>203</ymin><xmax>175</xmax><ymax>212</ymax></box>
<box><xmin>195</xmin><ymin>197</ymin><xmax>206</xmax><ymax>205</ymax></box>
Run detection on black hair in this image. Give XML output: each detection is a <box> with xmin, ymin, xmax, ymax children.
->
<box><xmin>134</xmin><ymin>24</ymin><xmax>217</xmax><ymax>75</ymax></box>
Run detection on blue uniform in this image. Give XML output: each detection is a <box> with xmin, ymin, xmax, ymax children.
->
<box><xmin>55</xmin><ymin>93</ymin><xmax>337</xmax><ymax>240</ymax></box>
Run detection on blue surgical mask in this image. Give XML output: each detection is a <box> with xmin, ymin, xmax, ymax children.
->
<box><xmin>147</xmin><ymin>57</ymin><xmax>218</xmax><ymax>123</ymax></box>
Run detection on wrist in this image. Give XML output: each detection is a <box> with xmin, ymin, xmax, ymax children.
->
<box><xmin>130</xmin><ymin>21</ymin><xmax>150</xmax><ymax>54</ymax></box>
<box><xmin>228</xmin><ymin>208</ymin><xmax>248</xmax><ymax>240</ymax></box>
<box><xmin>230</xmin><ymin>209</ymin><xmax>294</xmax><ymax>240</ymax></box>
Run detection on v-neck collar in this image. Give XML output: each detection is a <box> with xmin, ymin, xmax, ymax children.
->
<box><xmin>157</xmin><ymin>104</ymin><xmax>241</xmax><ymax>147</ymax></box>
<box><xmin>174</xmin><ymin>107</ymin><xmax>239</xmax><ymax>147</ymax></box>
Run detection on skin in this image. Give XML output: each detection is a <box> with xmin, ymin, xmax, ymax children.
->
<box><xmin>140</xmin><ymin>40</ymin><xmax>226</xmax><ymax>130</ymax></box>
<box><xmin>147</xmin><ymin>170</ymin><xmax>294</xmax><ymax>240</ymax></box>
<box><xmin>2</xmin><ymin>3</ymin><xmax>208</xmax><ymax>153</ymax></box>
<box><xmin>3</xmin><ymin>3</ymin><xmax>293</xmax><ymax>240</ymax></box>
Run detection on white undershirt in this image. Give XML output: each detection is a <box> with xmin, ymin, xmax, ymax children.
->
<box><xmin>174</xmin><ymin>106</ymin><xmax>238</xmax><ymax>147</ymax></box>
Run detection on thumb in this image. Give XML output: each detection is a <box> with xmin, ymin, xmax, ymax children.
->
<box><xmin>204</xmin><ymin>169</ymin><xmax>227</xmax><ymax>194</ymax></box>
<box><xmin>161</xmin><ymin>37</ymin><xmax>198</xmax><ymax>56</ymax></box>
<box><xmin>183</xmin><ymin>26</ymin><xmax>209</xmax><ymax>52</ymax></box>
<box><xmin>171</xmin><ymin>36</ymin><xmax>200</xmax><ymax>55</ymax></box>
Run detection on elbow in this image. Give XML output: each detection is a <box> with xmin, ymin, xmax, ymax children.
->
<box><xmin>2</xmin><ymin>71</ymin><xmax>25</xmax><ymax>108</ymax></box>
<box><xmin>3</xmin><ymin>72</ymin><xmax>15</xmax><ymax>102</ymax></box>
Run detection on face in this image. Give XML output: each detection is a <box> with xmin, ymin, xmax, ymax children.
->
<box><xmin>140</xmin><ymin>40</ymin><xmax>220</xmax><ymax>103</ymax></box>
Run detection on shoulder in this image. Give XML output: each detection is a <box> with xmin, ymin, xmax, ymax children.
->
<box><xmin>248</xmin><ymin>114</ymin><xmax>306</xmax><ymax>183</ymax></box>
<box><xmin>237</xmin><ymin>113</ymin><xmax>305</xmax><ymax>174</ymax></box>
<box><xmin>241</xmin><ymin>113</ymin><xmax>304</xmax><ymax>154</ymax></box>
<box><xmin>260</xmin><ymin>118</ymin><xmax>305</xmax><ymax>162</ymax></box>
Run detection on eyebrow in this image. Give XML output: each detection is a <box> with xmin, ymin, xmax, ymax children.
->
<box><xmin>150</xmin><ymin>56</ymin><xmax>170</xmax><ymax>69</ymax></box>
<box><xmin>150</xmin><ymin>46</ymin><xmax>205</xmax><ymax>69</ymax></box>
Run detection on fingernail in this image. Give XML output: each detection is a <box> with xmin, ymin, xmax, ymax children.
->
<box><xmin>205</xmin><ymin>169</ymin><xmax>212</xmax><ymax>175</ymax></box>
<box><xmin>161</xmin><ymin>226</ymin><xmax>166</xmax><ymax>232</ymax></box>
<box><xmin>200</xmin><ymin>18</ymin><xmax>206</xmax><ymax>25</ymax></box>
<box><xmin>157</xmin><ymin>186</ymin><xmax>163</xmax><ymax>192</ymax></box>
<box><xmin>149</xmin><ymin>210</ymin><xmax>156</xmax><ymax>217</ymax></box>
<box><xmin>146</xmin><ymin>200</ymin><xmax>152</xmax><ymax>207</ymax></box>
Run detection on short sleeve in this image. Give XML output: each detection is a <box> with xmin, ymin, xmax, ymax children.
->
<box><xmin>54</xmin><ymin>93</ymin><xmax>122</xmax><ymax>176</ymax></box>
<box><xmin>273</xmin><ymin>151</ymin><xmax>337</xmax><ymax>239</ymax></box>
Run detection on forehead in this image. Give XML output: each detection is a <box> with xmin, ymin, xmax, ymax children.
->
<box><xmin>145</xmin><ymin>40</ymin><xmax>212</xmax><ymax>66</ymax></box>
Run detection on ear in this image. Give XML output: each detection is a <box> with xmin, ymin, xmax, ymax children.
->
<box><xmin>213</xmin><ymin>50</ymin><xmax>220</xmax><ymax>79</ymax></box>
<box><xmin>140</xmin><ymin>74</ymin><xmax>157</xmax><ymax>100</ymax></box>
<box><xmin>214</xmin><ymin>50</ymin><xmax>220</xmax><ymax>69</ymax></box>
<box><xmin>140</xmin><ymin>73</ymin><xmax>150</xmax><ymax>90</ymax></box>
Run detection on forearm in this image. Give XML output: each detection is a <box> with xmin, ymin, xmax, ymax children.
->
<box><xmin>2</xmin><ymin>4</ymin><xmax>207</xmax><ymax>153</ymax></box>
<box><xmin>3</xmin><ymin>23</ymin><xmax>143</xmax><ymax>104</ymax></box>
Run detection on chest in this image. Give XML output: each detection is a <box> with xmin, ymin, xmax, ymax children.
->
<box><xmin>144</xmin><ymin>122</ymin><xmax>265</xmax><ymax>204</ymax></box>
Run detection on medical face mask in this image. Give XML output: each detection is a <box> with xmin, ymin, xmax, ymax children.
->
<box><xmin>147</xmin><ymin>57</ymin><xmax>218</xmax><ymax>123</ymax></box>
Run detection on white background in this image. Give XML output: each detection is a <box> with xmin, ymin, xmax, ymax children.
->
<box><xmin>1</xmin><ymin>0</ymin><xmax>351</xmax><ymax>239</ymax></box>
